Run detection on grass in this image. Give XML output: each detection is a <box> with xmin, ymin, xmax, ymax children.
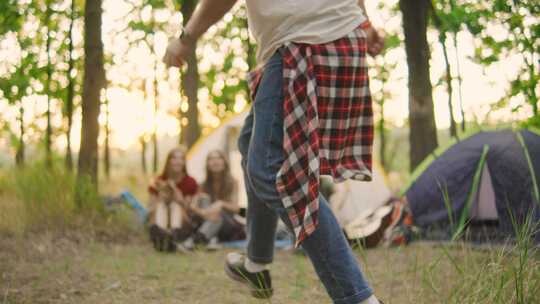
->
<box><xmin>0</xmin><ymin>163</ymin><xmax>539</xmax><ymax>303</ymax></box>
<box><xmin>0</xmin><ymin>162</ymin><xmax>137</xmax><ymax>239</ymax></box>
<box><xmin>1</xmin><ymin>234</ymin><xmax>538</xmax><ymax>304</ymax></box>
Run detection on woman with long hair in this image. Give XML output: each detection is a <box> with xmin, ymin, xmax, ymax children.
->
<box><xmin>182</xmin><ymin>149</ymin><xmax>245</xmax><ymax>249</ymax></box>
<box><xmin>147</xmin><ymin>146</ymin><xmax>198</xmax><ymax>252</ymax></box>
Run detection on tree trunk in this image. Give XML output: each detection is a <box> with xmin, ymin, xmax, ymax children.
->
<box><xmin>525</xmin><ymin>52</ymin><xmax>538</xmax><ymax>117</ymax></box>
<box><xmin>241</xmin><ymin>13</ymin><xmax>256</xmax><ymax>72</ymax></box>
<box><xmin>103</xmin><ymin>94</ymin><xmax>111</xmax><ymax>179</ymax></box>
<box><xmin>179</xmin><ymin>0</ymin><xmax>200</xmax><ymax>148</ymax></box>
<box><xmin>16</xmin><ymin>103</ymin><xmax>25</xmax><ymax>167</ymax></box>
<box><xmin>45</xmin><ymin>2</ymin><xmax>52</xmax><ymax>167</ymax></box>
<box><xmin>141</xmin><ymin>137</ymin><xmax>148</xmax><ymax>174</ymax></box>
<box><xmin>153</xmin><ymin>63</ymin><xmax>159</xmax><ymax>173</ymax></box>
<box><xmin>400</xmin><ymin>0</ymin><xmax>438</xmax><ymax>171</ymax></box>
<box><xmin>448</xmin><ymin>0</ymin><xmax>465</xmax><ymax>132</ymax></box>
<box><xmin>65</xmin><ymin>0</ymin><xmax>75</xmax><ymax>171</ymax></box>
<box><xmin>78</xmin><ymin>0</ymin><xmax>105</xmax><ymax>187</ymax></box>
<box><xmin>430</xmin><ymin>2</ymin><xmax>457</xmax><ymax>138</ymax></box>
<box><xmin>241</xmin><ymin>13</ymin><xmax>256</xmax><ymax>101</ymax></box>
<box><xmin>441</xmin><ymin>37</ymin><xmax>457</xmax><ymax>138</ymax></box>
<box><xmin>453</xmin><ymin>34</ymin><xmax>466</xmax><ymax>132</ymax></box>
<box><xmin>378</xmin><ymin>100</ymin><xmax>386</xmax><ymax>169</ymax></box>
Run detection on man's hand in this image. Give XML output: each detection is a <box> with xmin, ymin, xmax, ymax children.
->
<box><xmin>365</xmin><ymin>26</ymin><xmax>384</xmax><ymax>57</ymax></box>
<box><xmin>160</xmin><ymin>0</ymin><xmax>237</xmax><ymax>67</ymax></box>
<box><xmin>163</xmin><ymin>37</ymin><xmax>194</xmax><ymax>68</ymax></box>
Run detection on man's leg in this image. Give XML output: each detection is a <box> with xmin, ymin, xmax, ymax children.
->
<box><xmin>242</xmin><ymin>51</ymin><xmax>374</xmax><ymax>304</ymax></box>
<box><xmin>237</xmin><ymin>107</ymin><xmax>280</xmax><ymax>265</ymax></box>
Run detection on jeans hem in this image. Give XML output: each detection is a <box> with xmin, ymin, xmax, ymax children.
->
<box><xmin>333</xmin><ymin>288</ymin><xmax>373</xmax><ymax>304</ymax></box>
<box><xmin>246</xmin><ymin>254</ymin><xmax>274</xmax><ymax>265</ymax></box>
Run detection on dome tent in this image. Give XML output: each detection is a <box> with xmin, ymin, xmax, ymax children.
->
<box><xmin>402</xmin><ymin>128</ymin><xmax>540</xmax><ymax>242</ymax></box>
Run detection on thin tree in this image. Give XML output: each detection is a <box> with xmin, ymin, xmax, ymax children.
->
<box><xmin>152</xmin><ymin>62</ymin><xmax>159</xmax><ymax>173</ymax></box>
<box><xmin>400</xmin><ymin>0</ymin><xmax>439</xmax><ymax>171</ymax></box>
<box><xmin>78</xmin><ymin>0</ymin><xmax>105</xmax><ymax>187</ymax></box>
<box><xmin>0</xmin><ymin>40</ymin><xmax>34</xmax><ymax>167</ymax></box>
<box><xmin>239</xmin><ymin>8</ymin><xmax>256</xmax><ymax>101</ymax></box>
<box><xmin>431</xmin><ymin>0</ymin><xmax>457</xmax><ymax>138</ymax></box>
<box><xmin>370</xmin><ymin>30</ymin><xmax>400</xmax><ymax>170</ymax></box>
<box><xmin>45</xmin><ymin>0</ymin><xmax>53</xmax><ymax>167</ymax></box>
<box><xmin>65</xmin><ymin>0</ymin><xmax>76</xmax><ymax>171</ymax></box>
<box><xmin>16</xmin><ymin>104</ymin><xmax>25</xmax><ymax>166</ymax></box>
<box><xmin>449</xmin><ymin>0</ymin><xmax>466</xmax><ymax>131</ymax></box>
<box><xmin>103</xmin><ymin>85</ymin><xmax>111</xmax><ymax>179</ymax></box>
<box><xmin>0</xmin><ymin>1</ymin><xmax>26</xmax><ymax>166</ymax></box>
<box><xmin>140</xmin><ymin>135</ymin><xmax>148</xmax><ymax>174</ymax></box>
<box><xmin>178</xmin><ymin>0</ymin><xmax>201</xmax><ymax>148</ymax></box>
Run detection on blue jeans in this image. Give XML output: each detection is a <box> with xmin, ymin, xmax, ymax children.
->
<box><xmin>238</xmin><ymin>51</ymin><xmax>373</xmax><ymax>304</ymax></box>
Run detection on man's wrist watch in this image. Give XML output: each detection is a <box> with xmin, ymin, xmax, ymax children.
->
<box><xmin>180</xmin><ymin>30</ymin><xmax>197</xmax><ymax>45</ymax></box>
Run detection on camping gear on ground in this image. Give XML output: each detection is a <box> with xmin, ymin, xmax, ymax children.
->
<box><xmin>103</xmin><ymin>190</ymin><xmax>148</xmax><ymax>224</ymax></box>
<box><xmin>119</xmin><ymin>190</ymin><xmax>149</xmax><ymax>223</ymax></box>
<box><xmin>328</xmin><ymin>165</ymin><xmax>393</xmax><ymax>246</ymax></box>
<box><xmin>329</xmin><ymin>166</ymin><xmax>392</xmax><ymax>228</ymax></box>
<box><xmin>402</xmin><ymin>128</ymin><xmax>540</xmax><ymax>243</ymax></box>
<box><xmin>343</xmin><ymin>204</ymin><xmax>393</xmax><ymax>248</ymax></box>
<box><xmin>381</xmin><ymin>198</ymin><xmax>417</xmax><ymax>247</ymax></box>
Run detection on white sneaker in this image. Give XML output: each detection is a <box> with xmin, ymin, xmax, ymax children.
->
<box><xmin>176</xmin><ymin>237</ymin><xmax>194</xmax><ymax>253</ymax></box>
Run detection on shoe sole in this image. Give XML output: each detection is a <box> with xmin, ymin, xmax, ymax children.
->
<box><xmin>224</xmin><ymin>264</ymin><xmax>273</xmax><ymax>299</ymax></box>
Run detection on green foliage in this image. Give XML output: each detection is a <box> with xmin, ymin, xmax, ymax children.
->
<box><xmin>0</xmin><ymin>161</ymin><xmax>105</xmax><ymax>234</ymax></box>
<box><xmin>368</xmin><ymin>5</ymin><xmax>402</xmax><ymax>171</ymax></box>
<box><xmin>432</xmin><ymin>0</ymin><xmax>539</xmax><ymax>126</ymax></box>
<box><xmin>199</xmin><ymin>5</ymin><xmax>253</xmax><ymax>117</ymax></box>
<box><xmin>0</xmin><ymin>20</ymin><xmax>40</xmax><ymax>103</ymax></box>
<box><xmin>522</xmin><ymin>114</ymin><xmax>540</xmax><ymax>129</ymax></box>
<box><xmin>0</xmin><ymin>0</ymin><xmax>85</xmax><ymax>158</ymax></box>
<box><xmin>0</xmin><ymin>0</ymin><xmax>23</xmax><ymax>35</ymax></box>
<box><xmin>453</xmin><ymin>0</ymin><xmax>538</xmax><ymax>116</ymax></box>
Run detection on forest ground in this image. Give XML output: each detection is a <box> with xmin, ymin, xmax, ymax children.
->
<box><xmin>1</xmin><ymin>229</ymin><xmax>530</xmax><ymax>304</ymax></box>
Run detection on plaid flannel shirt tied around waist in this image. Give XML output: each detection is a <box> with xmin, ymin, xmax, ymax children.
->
<box><xmin>247</xmin><ymin>22</ymin><xmax>374</xmax><ymax>247</ymax></box>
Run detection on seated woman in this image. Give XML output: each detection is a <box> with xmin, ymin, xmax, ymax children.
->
<box><xmin>181</xmin><ymin>149</ymin><xmax>245</xmax><ymax>250</ymax></box>
<box><xmin>147</xmin><ymin>146</ymin><xmax>198</xmax><ymax>252</ymax></box>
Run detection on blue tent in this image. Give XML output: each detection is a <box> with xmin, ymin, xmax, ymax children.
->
<box><xmin>403</xmin><ymin>128</ymin><xmax>540</xmax><ymax>242</ymax></box>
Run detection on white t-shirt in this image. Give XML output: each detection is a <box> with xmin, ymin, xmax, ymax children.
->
<box><xmin>245</xmin><ymin>0</ymin><xmax>367</xmax><ymax>66</ymax></box>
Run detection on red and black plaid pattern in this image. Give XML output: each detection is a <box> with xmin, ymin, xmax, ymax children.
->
<box><xmin>248</xmin><ymin>23</ymin><xmax>374</xmax><ymax>246</ymax></box>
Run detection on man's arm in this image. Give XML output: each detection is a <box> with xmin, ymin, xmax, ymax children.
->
<box><xmin>357</xmin><ymin>0</ymin><xmax>370</xmax><ymax>22</ymax></box>
<box><xmin>163</xmin><ymin>0</ymin><xmax>238</xmax><ymax>67</ymax></box>
<box><xmin>357</xmin><ymin>0</ymin><xmax>385</xmax><ymax>57</ymax></box>
<box><xmin>184</xmin><ymin>0</ymin><xmax>238</xmax><ymax>40</ymax></box>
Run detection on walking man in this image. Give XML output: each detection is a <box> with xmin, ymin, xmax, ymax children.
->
<box><xmin>163</xmin><ymin>1</ymin><xmax>384</xmax><ymax>303</ymax></box>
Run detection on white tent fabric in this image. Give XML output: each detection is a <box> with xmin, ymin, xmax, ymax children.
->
<box><xmin>187</xmin><ymin>111</ymin><xmax>249</xmax><ymax>207</ymax></box>
<box><xmin>471</xmin><ymin>164</ymin><xmax>498</xmax><ymax>220</ymax></box>
<box><xmin>329</xmin><ymin>165</ymin><xmax>392</xmax><ymax>227</ymax></box>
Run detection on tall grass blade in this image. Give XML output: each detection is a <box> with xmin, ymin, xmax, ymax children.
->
<box><xmin>453</xmin><ymin>145</ymin><xmax>490</xmax><ymax>241</ymax></box>
<box><xmin>438</xmin><ymin>181</ymin><xmax>456</xmax><ymax>235</ymax></box>
<box><xmin>515</xmin><ymin>131</ymin><xmax>540</xmax><ymax>204</ymax></box>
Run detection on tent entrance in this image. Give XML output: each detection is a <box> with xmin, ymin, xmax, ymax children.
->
<box><xmin>471</xmin><ymin>163</ymin><xmax>499</xmax><ymax>221</ymax></box>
